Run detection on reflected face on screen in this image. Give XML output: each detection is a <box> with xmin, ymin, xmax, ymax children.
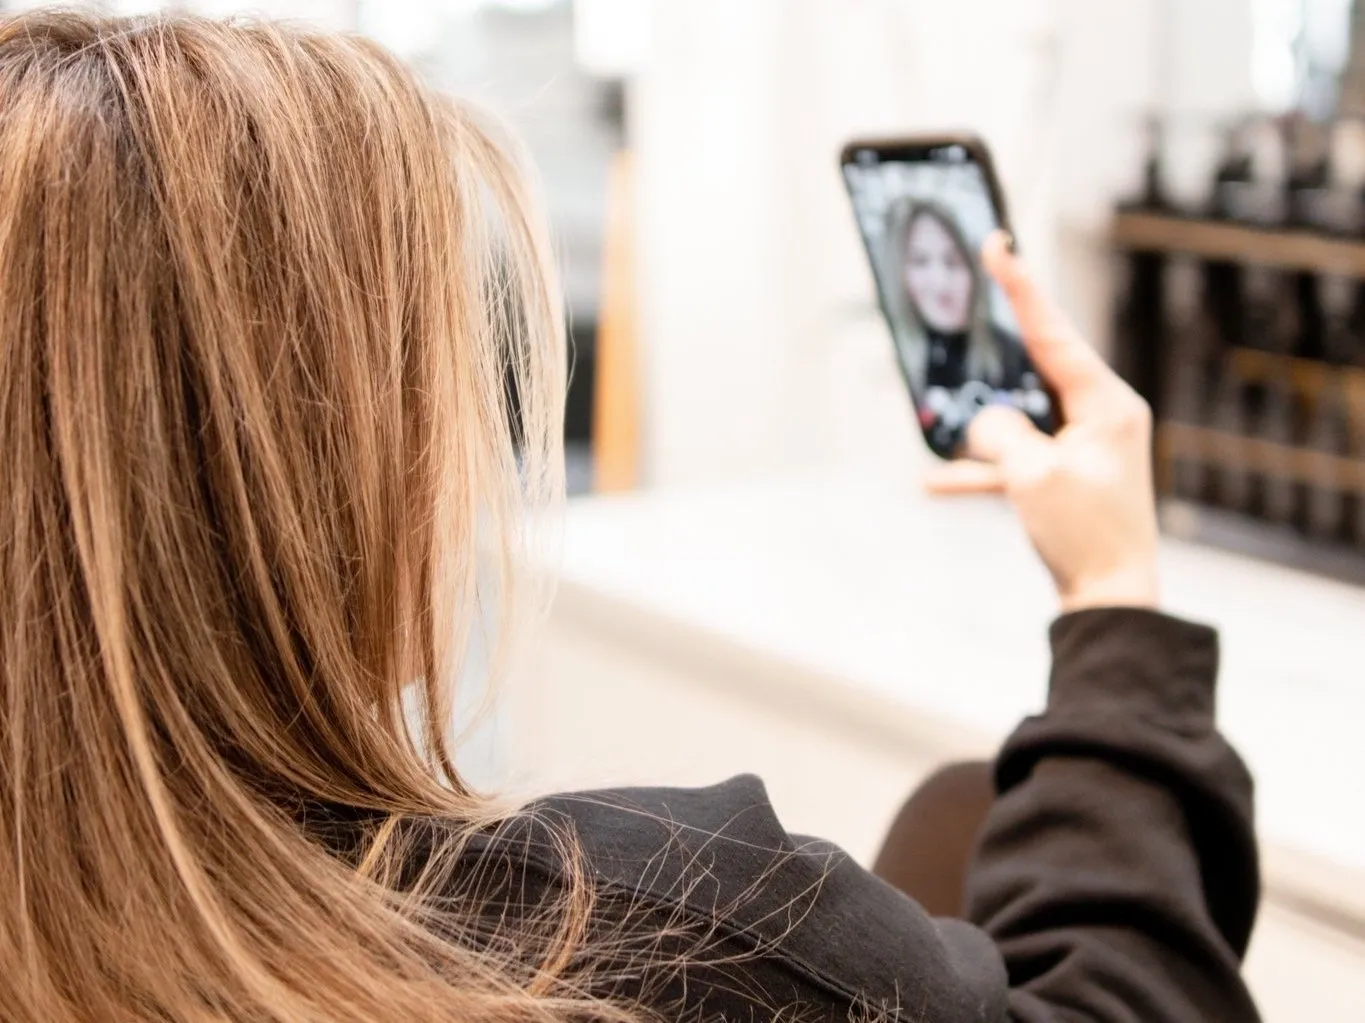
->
<box><xmin>902</xmin><ymin>212</ymin><xmax>973</xmax><ymax>334</ymax></box>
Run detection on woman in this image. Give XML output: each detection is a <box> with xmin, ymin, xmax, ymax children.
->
<box><xmin>1</xmin><ymin>11</ymin><xmax>1259</xmax><ymax>1023</ymax></box>
<box><xmin>884</xmin><ymin>199</ymin><xmax>1048</xmax><ymax>453</ymax></box>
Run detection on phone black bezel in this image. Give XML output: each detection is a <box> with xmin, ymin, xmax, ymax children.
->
<box><xmin>840</xmin><ymin>134</ymin><xmax>1051</xmax><ymax>459</ymax></box>
<box><xmin>839</xmin><ymin>134</ymin><xmax>1015</xmax><ymax>237</ymax></box>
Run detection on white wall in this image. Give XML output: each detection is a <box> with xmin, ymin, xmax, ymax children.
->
<box><xmin>99</xmin><ymin>0</ymin><xmax>360</xmax><ymax>26</ymax></box>
<box><xmin>630</xmin><ymin>0</ymin><xmax>1255</xmax><ymax>489</ymax></box>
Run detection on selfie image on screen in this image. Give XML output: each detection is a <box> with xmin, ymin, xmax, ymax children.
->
<box><xmin>844</xmin><ymin>152</ymin><xmax>1056</xmax><ymax>457</ymax></box>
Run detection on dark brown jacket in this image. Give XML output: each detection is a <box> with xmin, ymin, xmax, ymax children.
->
<box><xmin>412</xmin><ymin>608</ymin><xmax>1260</xmax><ymax>1021</ymax></box>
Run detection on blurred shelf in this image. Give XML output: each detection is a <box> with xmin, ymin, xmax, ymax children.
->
<box><xmin>1113</xmin><ymin>210</ymin><xmax>1365</xmax><ymax>278</ymax></box>
<box><xmin>1156</xmin><ymin>421</ymin><xmax>1365</xmax><ymax>494</ymax></box>
<box><xmin>1226</xmin><ymin>347</ymin><xmax>1365</xmax><ymax>403</ymax></box>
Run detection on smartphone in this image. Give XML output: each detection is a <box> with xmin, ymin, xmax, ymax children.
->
<box><xmin>840</xmin><ymin>135</ymin><xmax>1058</xmax><ymax>458</ymax></box>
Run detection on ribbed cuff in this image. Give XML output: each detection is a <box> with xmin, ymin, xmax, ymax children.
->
<box><xmin>1047</xmin><ymin>608</ymin><xmax>1220</xmax><ymax>726</ymax></box>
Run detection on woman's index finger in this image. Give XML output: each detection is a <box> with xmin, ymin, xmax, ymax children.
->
<box><xmin>981</xmin><ymin>231</ymin><xmax>1123</xmax><ymax>416</ymax></box>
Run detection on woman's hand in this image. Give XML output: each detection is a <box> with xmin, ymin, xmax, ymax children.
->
<box><xmin>924</xmin><ymin>232</ymin><xmax>1160</xmax><ymax>613</ymax></box>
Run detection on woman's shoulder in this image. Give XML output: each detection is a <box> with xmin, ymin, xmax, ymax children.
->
<box><xmin>445</xmin><ymin>775</ymin><xmax>1006</xmax><ymax>1022</ymax></box>
<box><xmin>528</xmin><ymin>774</ymin><xmax>816</xmax><ymax>875</ymax></box>
<box><xmin>455</xmin><ymin>775</ymin><xmax>840</xmax><ymax>919</ymax></box>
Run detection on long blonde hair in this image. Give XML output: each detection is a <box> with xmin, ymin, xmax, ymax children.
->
<box><xmin>0</xmin><ymin>11</ymin><xmax>618</xmax><ymax>1022</ymax></box>
<box><xmin>881</xmin><ymin>198</ymin><xmax>1003</xmax><ymax>395</ymax></box>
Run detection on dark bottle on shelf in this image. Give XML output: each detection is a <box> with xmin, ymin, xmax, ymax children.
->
<box><xmin>1195</xmin><ymin>253</ymin><xmax>1241</xmax><ymax>511</ymax></box>
<box><xmin>1255</xmin><ymin>270</ymin><xmax>1303</xmax><ymax>526</ymax></box>
<box><xmin>1337</xmin><ymin>280</ymin><xmax>1365</xmax><ymax>548</ymax></box>
<box><xmin>1292</xmin><ymin>269</ymin><xmax>1328</xmax><ymax>362</ymax></box>
<box><xmin>1306</xmin><ymin>275</ymin><xmax>1356</xmax><ymax>542</ymax></box>
<box><xmin>1194</xmin><ymin>122</ymin><xmax>1254</xmax><ymax>511</ymax></box>
<box><xmin>1209</xmin><ymin>356</ymin><xmax>1251</xmax><ymax>511</ymax></box>
<box><xmin>1279</xmin><ymin>117</ymin><xmax>1335</xmax><ymax>531</ymax></box>
<box><xmin>1211</xmin><ymin>117</ymin><xmax>1296</xmax><ymax>518</ymax></box>
<box><xmin>1347</xmin><ymin>282</ymin><xmax>1365</xmax><ymax>550</ymax></box>
<box><xmin>1209</xmin><ymin>124</ymin><xmax>1253</xmax><ymax>221</ymax></box>
<box><xmin>1305</xmin><ymin>379</ymin><xmax>1351</xmax><ymax>541</ymax></box>
<box><xmin>1225</xmin><ymin>117</ymin><xmax>1304</xmax><ymax>523</ymax></box>
<box><xmin>1162</xmin><ymin>258</ymin><xmax>1214</xmax><ymax>501</ymax></box>
<box><xmin>1284</xmin><ymin>113</ymin><xmax>1328</xmax><ymax>360</ymax></box>
<box><xmin>1138</xmin><ymin>113</ymin><xmax>1169</xmax><ymax>212</ymax></box>
<box><xmin>1352</xmin><ymin>405</ymin><xmax>1365</xmax><ymax>553</ymax></box>
<box><xmin>1259</xmin><ymin>387</ymin><xmax>1300</xmax><ymax>525</ymax></box>
<box><xmin>1287</xmin><ymin>116</ymin><xmax>1328</xmax><ymax>355</ymax></box>
<box><xmin>1233</xmin><ymin>119</ymin><xmax>1283</xmax><ymax>519</ymax></box>
<box><xmin>1283</xmin><ymin>268</ymin><xmax>1326</xmax><ymax>533</ymax></box>
<box><xmin>1215</xmin><ymin>116</ymin><xmax>1287</xmax><ymax>226</ymax></box>
<box><xmin>1205</xmin><ymin>121</ymin><xmax>1251</xmax><ymax>346</ymax></box>
<box><xmin>1114</xmin><ymin>115</ymin><xmax>1169</xmax><ymax>418</ymax></box>
<box><xmin>1284</xmin><ymin>113</ymin><xmax>1331</xmax><ymax>229</ymax></box>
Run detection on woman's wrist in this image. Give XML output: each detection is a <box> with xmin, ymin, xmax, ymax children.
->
<box><xmin>1057</xmin><ymin>563</ymin><xmax>1160</xmax><ymax>614</ymax></box>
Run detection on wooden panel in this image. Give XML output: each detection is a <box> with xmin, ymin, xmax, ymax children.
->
<box><xmin>592</xmin><ymin>150</ymin><xmax>641</xmax><ymax>492</ymax></box>
<box><xmin>1156</xmin><ymin>421</ymin><xmax>1365</xmax><ymax>494</ymax></box>
<box><xmin>1226</xmin><ymin>348</ymin><xmax>1365</xmax><ymax>403</ymax></box>
<box><xmin>1113</xmin><ymin>210</ymin><xmax>1365</xmax><ymax>278</ymax></box>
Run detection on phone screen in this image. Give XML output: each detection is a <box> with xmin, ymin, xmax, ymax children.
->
<box><xmin>842</xmin><ymin>141</ymin><xmax>1057</xmax><ymax>458</ymax></box>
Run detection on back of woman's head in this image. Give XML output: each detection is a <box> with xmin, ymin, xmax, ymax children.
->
<box><xmin>0</xmin><ymin>11</ymin><xmax>586</xmax><ymax>1022</ymax></box>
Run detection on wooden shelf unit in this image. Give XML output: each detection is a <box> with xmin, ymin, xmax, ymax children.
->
<box><xmin>1226</xmin><ymin>347</ymin><xmax>1365</xmax><ymax>402</ymax></box>
<box><xmin>1113</xmin><ymin>210</ymin><xmax>1365</xmax><ymax>277</ymax></box>
<box><xmin>1156</xmin><ymin>422</ymin><xmax>1365</xmax><ymax>495</ymax></box>
<box><xmin>1111</xmin><ymin>211</ymin><xmax>1365</xmax><ymax>571</ymax></box>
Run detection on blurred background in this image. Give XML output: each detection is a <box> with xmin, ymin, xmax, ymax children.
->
<box><xmin>11</xmin><ymin>1</ymin><xmax>1365</xmax><ymax>1018</ymax></box>
<box><xmin>37</xmin><ymin>0</ymin><xmax>1365</xmax><ymax>521</ymax></box>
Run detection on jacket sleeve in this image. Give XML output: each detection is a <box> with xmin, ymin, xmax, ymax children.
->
<box><xmin>965</xmin><ymin>607</ymin><xmax>1261</xmax><ymax>1022</ymax></box>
